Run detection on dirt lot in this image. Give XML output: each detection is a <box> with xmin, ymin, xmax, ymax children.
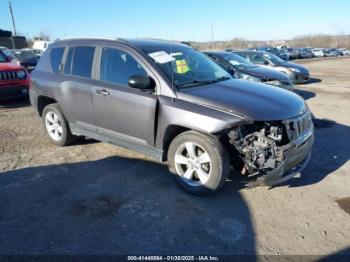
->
<box><xmin>0</xmin><ymin>57</ymin><xmax>350</xmax><ymax>256</ymax></box>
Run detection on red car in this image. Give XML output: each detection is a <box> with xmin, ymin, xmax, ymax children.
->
<box><xmin>0</xmin><ymin>50</ymin><xmax>30</xmax><ymax>100</ymax></box>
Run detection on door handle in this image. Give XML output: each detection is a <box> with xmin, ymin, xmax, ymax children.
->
<box><xmin>96</xmin><ymin>89</ymin><xmax>110</xmax><ymax>96</ymax></box>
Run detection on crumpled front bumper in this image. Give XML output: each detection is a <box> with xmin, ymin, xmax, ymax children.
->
<box><xmin>245</xmin><ymin>134</ymin><xmax>314</xmax><ymax>187</ymax></box>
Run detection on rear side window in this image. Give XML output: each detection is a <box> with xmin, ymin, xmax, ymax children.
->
<box><xmin>64</xmin><ymin>46</ymin><xmax>95</xmax><ymax>78</ymax></box>
<box><xmin>100</xmin><ymin>48</ymin><xmax>147</xmax><ymax>86</ymax></box>
<box><xmin>50</xmin><ymin>47</ymin><xmax>65</xmax><ymax>73</ymax></box>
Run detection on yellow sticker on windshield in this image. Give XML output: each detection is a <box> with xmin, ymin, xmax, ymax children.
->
<box><xmin>175</xmin><ymin>59</ymin><xmax>190</xmax><ymax>74</ymax></box>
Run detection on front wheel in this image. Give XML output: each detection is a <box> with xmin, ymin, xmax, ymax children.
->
<box><xmin>168</xmin><ymin>131</ymin><xmax>230</xmax><ymax>195</ymax></box>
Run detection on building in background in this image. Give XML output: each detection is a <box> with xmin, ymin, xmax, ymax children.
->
<box><xmin>0</xmin><ymin>28</ymin><xmax>27</xmax><ymax>49</ymax></box>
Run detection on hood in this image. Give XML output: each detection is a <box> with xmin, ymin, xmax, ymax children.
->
<box><xmin>240</xmin><ymin>66</ymin><xmax>290</xmax><ymax>82</ymax></box>
<box><xmin>0</xmin><ymin>61</ymin><xmax>23</xmax><ymax>71</ymax></box>
<box><xmin>280</xmin><ymin>62</ymin><xmax>309</xmax><ymax>73</ymax></box>
<box><xmin>177</xmin><ymin>79</ymin><xmax>306</xmax><ymax>121</ymax></box>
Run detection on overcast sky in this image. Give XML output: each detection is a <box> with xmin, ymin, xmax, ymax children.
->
<box><xmin>0</xmin><ymin>0</ymin><xmax>349</xmax><ymax>41</ymax></box>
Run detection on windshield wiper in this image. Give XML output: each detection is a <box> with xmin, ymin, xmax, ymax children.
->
<box><xmin>176</xmin><ymin>76</ymin><xmax>231</xmax><ymax>88</ymax></box>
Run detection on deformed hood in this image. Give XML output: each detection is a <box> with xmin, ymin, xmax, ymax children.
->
<box><xmin>177</xmin><ymin>79</ymin><xmax>306</xmax><ymax>121</ymax></box>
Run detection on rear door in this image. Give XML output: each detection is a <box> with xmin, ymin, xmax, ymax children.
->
<box><xmin>92</xmin><ymin>46</ymin><xmax>158</xmax><ymax>147</ymax></box>
<box><xmin>59</xmin><ymin>46</ymin><xmax>96</xmax><ymax>133</ymax></box>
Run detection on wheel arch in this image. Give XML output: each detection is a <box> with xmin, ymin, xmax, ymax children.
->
<box><xmin>37</xmin><ymin>95</ymin><xmax>57</xmax><ymax>117</ymax></box>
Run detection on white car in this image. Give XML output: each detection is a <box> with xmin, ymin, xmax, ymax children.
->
<box><xmin>33</xmin><ymin>40</ymin><xmax>52</xmax><ymax>51</ymax></box>
<box><xmin>312</xmin><ymin>48</ymin><xmax>324</xmax><ymax>57</ymax></box>
<box><xmin>339</xmin><ymin>48</ymin><xmax>350</xmax><ymax>56</ymax></box>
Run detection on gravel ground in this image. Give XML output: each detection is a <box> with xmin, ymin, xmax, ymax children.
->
<box><xmin>0</xmin><ymin>57</ymin><xmax>349</xmax><ymax>256</ymax></box>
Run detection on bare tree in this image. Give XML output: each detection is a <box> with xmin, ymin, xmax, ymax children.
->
<box><xmin>34</xmin><ymin>31</ymin><xmax>51</xmax><ymax>41</ymax></box>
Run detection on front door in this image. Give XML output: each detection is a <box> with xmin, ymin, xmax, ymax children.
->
<box><xmin>92</xmin><ymin>47</ymin><xmax>158</xmax><ymax>147</ymax></box>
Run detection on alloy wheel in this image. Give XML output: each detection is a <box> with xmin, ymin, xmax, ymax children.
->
<box><xmin>174</xmin><ymin>142</ymin><xmax>211</xmax><ymax>187</ymax></box>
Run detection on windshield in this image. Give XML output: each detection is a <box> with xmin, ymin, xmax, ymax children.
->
<box><xmin>219</xmin><ymin>52</ymin><xmax>256</xmax><ymax>69</ymax></box>
<box><xmin>144</xmin><ymin>46</ymin><xmax>231</xmax><ymax>88</ymax></box>
<box><xmin>13</xmin><ymin>50</ymin><xmax>36</xmax><ymax>60</ymax></box>
<box><xmin>0</xmin><ymin>48</ymin><xmax>13</xmax><ymax>59</ymax></box>
<box><xmin>0</xmin><ymin>51</ymin><xmax>8</xmax><ymax>62</ymax></box>
<box><xmin>262</xmin><ymin>52</ymin><xmax>284</xmax><ymax>64</ymax></box>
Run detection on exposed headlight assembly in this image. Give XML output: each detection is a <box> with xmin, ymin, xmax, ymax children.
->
<box><xmin>17</xmin><ymin>70</ymin><xmax>26</xmax><ymax>79</ymax></box>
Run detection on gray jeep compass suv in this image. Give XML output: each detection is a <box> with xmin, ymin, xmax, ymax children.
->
<box><xmin>30</xmin><ymin>38</ymin><xmax>314</xmax><ymax>195</ymax></box>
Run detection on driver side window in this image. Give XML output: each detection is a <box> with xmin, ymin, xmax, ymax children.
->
<box><xmin>250</xmin><ymin>54</ymin><xmax>266</xmax><ymax>65</ymax></box>
<box><xmin>100</xmin><ymin>48</ymin><xmax>148</xmax><ymax>86</ymax></box>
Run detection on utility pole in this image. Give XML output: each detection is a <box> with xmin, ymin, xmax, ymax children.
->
<box><xmin>8</xmin><ymin>0</ymin><xmax>17</xmax><ymax>49</ymax></box>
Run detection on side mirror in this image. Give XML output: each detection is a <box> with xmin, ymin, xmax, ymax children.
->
<box><xmin>6</xmin><ymin>56</ymin><xmax>13</xmax><ymax>62</ymax></box>
<box><xmin>128</xmin><ymin>75</ymin><xmax>155</xmax><ymax>90</ymax></box>
<box><xmin>263</xmin><ymin>60</ymin><xmax>269</xmax><ymax>65</ymax></box>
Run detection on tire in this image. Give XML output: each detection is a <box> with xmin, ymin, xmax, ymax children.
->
<box><xmin>167</xmin><ymin>131</ymin><xmax>230</xmax><ymax>195</ymax></box>
<box><xmin>42</xmin><ymin>103</ymin><xmax>75</xmax><ymax>146</ymax></box>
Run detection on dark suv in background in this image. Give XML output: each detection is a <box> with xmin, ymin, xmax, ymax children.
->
<box><xmin>205</xmin><ymin>51</ymin><xmax>293</xmax><ymax>91</ymax></box>
<box><xmin>30</xmin><ymin>39</ymin><xmax>314</xmax><ymax>195</ymax></box>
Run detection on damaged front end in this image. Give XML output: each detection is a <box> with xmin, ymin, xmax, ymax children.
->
<box><xmin>228</xmin><ymin>111</ymin><xmax>314</xmax><ymax>187</ymax></box>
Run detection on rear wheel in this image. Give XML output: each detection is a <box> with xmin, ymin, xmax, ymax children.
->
<box><xmin>42</xmin><ymin>103</ymin><xmax>75</xmax><ymax>146</ymax></box>
<box><xmin>168</xmin><ymin>131</ymin><xmax>230</xmax><ymax>195</ymax></box>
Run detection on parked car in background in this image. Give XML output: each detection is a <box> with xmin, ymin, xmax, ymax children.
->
<box><xmin>11</xmin><ymin>49</ymin><xmax>39</xmax><ymax>72</ymax></box>
<box><xmin>340</xmin><ymin>48</ymin><xmax>350</xmax><ymax>56</ymax></box>
<box><xmin>235</xmin><ymin>51</ymin><xmax>310</xmax><ymax>84</ymax></box>
<box><xmin>30</xmin><ymin>38</ymin><xmax>314</xmax><ymax>194</ymax></box>
<box><xmin>324</xmin><ymin>48</ymin><xmax>338</xmax><ymax>57</ymax></box>
<box><xmin>277</xmin><ymin>50</ymin><xmax>290</xmax><ymax>61</ymax></box>
<box><xmin>298</xmin><ymin>48</ymin><xmax>314</xmax><ymax>59</ymax></box>
<box><xmin>205</xmin><ymin>51</ymin><xmax>293</xmax><ymax>90</ymax></box>
<box><xmin>0</xmin><ymin>50</ymin><xmax>30</xmax><ymax>100</ymax></box>
<box><xmin>281</xmin><ymin>48</ymin><xmax>299</xmax><ymax>60</ymax></box>
<box><xmin>311</xmin><ymin>48</ymin><xmax>324</xmax><ymax>57</ymax></box>
<box><xmin>32</xmin><ymin>49</ymin><xmax>44</xmax><ymax>58</ymax></box>
<box><xmin>258</xmin><ymin>46</ymin><xmax>280</xmax><ymax>55</ymax></box>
